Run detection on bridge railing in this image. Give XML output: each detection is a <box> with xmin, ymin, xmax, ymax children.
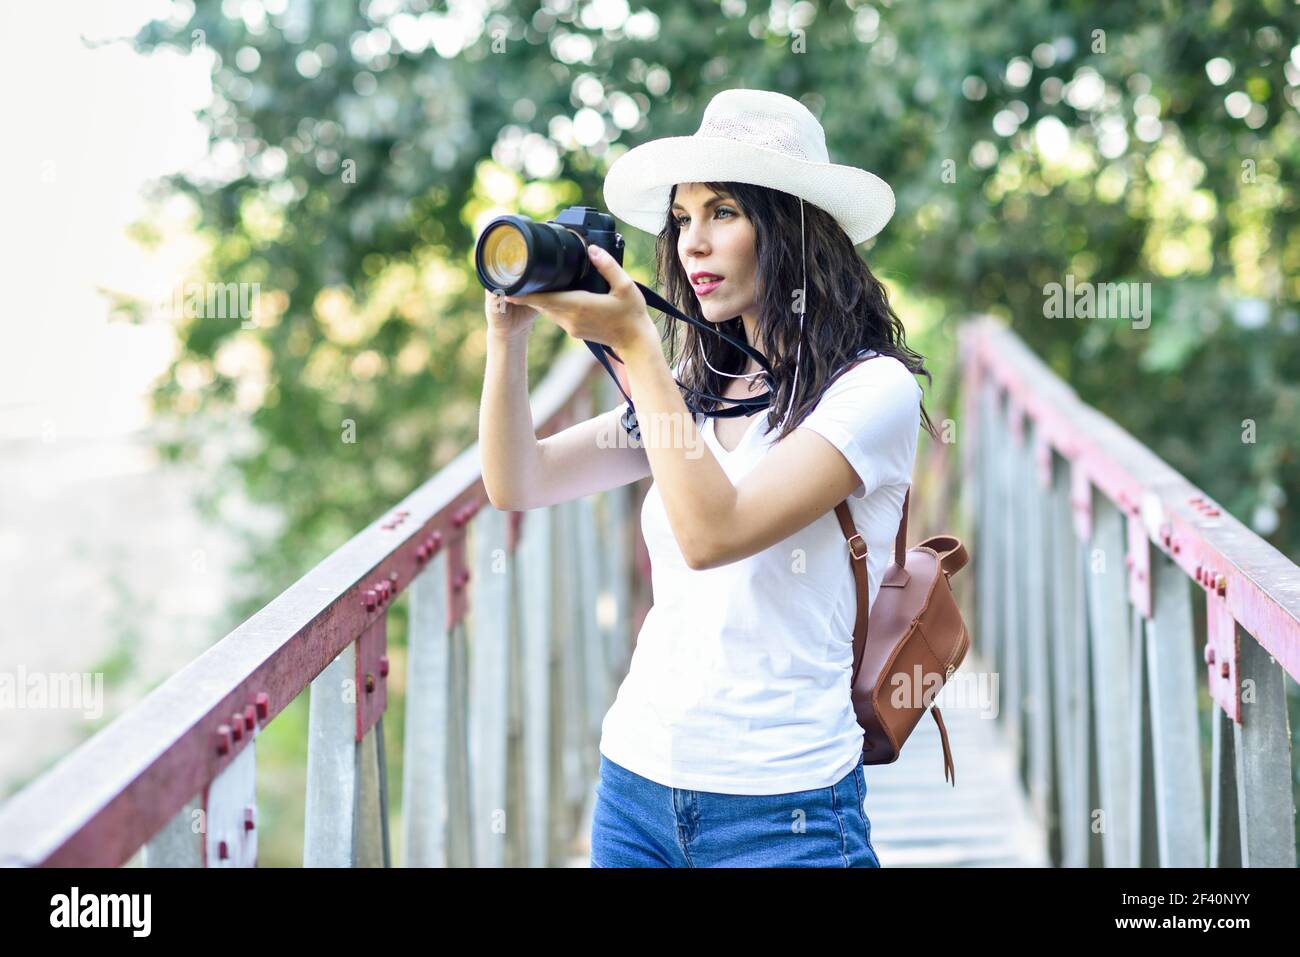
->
<box><xmin>0</xmin><ymin>344</ymin><xmax>642</xmax><ymax>867</ymax></box>
<box><xmin>960</xmin><ymin>315</ymin><xmax>1298</xmax><ymax>867</ymax></box>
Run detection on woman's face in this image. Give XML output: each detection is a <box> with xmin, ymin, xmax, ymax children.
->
<box><xmin>672</xmin><ymin>182</ymin><xmax>757</xmax><ymax>325</ymax></box>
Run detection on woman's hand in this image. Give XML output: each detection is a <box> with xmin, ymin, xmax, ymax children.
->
<box><xmin>504</xmin><ymin>244</ymin><xmax>656</xmax><ymax>354</ymax></box>
<box><xmin>484</xmin><ymin>287</ymin><xmax>538</xmax><ymax>341</ymax></box>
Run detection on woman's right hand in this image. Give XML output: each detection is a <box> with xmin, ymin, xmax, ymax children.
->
<box><xmin>484</xmin><ymin>288</ymin><xmax>539</xmax><ymax>340</ymax></box>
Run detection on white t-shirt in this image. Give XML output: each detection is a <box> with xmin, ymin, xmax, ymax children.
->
<box><xmin>598</xmin><ymin>351</ymin><xmax>923</xmax><ymax>794</ymax></box>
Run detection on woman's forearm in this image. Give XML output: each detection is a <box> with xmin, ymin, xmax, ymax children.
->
<box><xmin>479</xmin><ymin>330</ymin><xmax>542</xmax><ymax>510</ymax></box>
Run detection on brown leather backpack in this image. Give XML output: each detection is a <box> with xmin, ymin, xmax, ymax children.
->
<box><xmin>833</xmin><ymin>487</ymin><xmax>971</xmax><ymax>786</ymax></box>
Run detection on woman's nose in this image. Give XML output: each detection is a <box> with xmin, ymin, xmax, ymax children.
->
<box><xmin>681</xmin><ymin>222</ymin><xmax>710</xmax><ymax>254</ymax></box>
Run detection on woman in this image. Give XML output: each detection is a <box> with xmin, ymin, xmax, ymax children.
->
<box><xmin>479</xmin><ymin>89</ymin><xmax>938</xmax><ymax>867</ymax></box>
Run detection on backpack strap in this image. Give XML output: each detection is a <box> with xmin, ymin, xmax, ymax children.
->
<box><xmin>835</xmin><ymin>486</ymin><xmax>910</xmax><ymax>688</ymax></box>
<box><xmin>893</xmin><ymin>485</ymin><xmax>909</xmax><ymax>567</ymax></box>
<box><xmin>915</xmin><ymin>534</ymin><xmax>970</xmax><ymax>577</ymax></box>
<box><xmin>833</xmin><ymin>500</ymin><xmax>870</xmax><ymax>683</ymax></box>
<box><xmin>932</xmin><ymin>706</ymin><xmax>955</xmax><ymax>786</ymax></box>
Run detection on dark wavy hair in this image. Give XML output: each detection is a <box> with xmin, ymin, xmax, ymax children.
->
<box><xmin>654</xmin><ymin>181</ymin><xmax>938</xmax><ymax>442</ymax></box>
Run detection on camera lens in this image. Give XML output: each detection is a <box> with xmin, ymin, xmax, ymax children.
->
<box><xmin>474</xmin><ymin>214</ymin><xmax>588</xmax><ymax>295</ymax></box>
<box><xmin>480</xmin><ymin>221</ymin><xmax>529</xmax><ymax>288</ymax></box>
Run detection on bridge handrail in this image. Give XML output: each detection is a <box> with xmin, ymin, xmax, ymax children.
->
<box><xmin>961</xmin><ymin>316</ymin><xmax>1299</xmax><ymax>682</ymax></box>
<box><xmin>0</xmin><ymin>343</ymin><xmax>616</xmax><ymax>867</ymax></box>
<box><xmin>961</xmin><ymin>314</ymin><xmax>1297</xmax><ymax>867</ymax></box>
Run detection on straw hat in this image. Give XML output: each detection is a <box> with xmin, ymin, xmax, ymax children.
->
<box><xmin>602</xmin><ymin>88</ymin><xmax>895</xmax><ymax>245</ymax></box>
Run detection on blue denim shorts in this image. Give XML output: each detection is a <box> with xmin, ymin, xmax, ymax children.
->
<box><xmin>589</xmin><ymin>753</ymin><xmax>881</xmax><ymax>867</ymax></box>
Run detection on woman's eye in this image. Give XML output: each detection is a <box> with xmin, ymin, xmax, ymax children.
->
<box><xmin>675</xmin><ymin>206</ymin><xmax>736</xmax><ymax>227</ymax></box>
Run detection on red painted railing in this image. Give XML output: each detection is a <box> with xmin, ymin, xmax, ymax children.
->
<box><xmin>0</xmin><ymin>343</ymin><xmax>643</xmax><ymax>867</ymax></box>
<box><xmin>960</xmin><ymin>315</ymin><xmax>1298</xmax><ymax>866</ymax></box>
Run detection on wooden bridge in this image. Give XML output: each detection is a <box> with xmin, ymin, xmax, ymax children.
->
<box><xmin>1</xmin><ymin>316</ymin><xmax>1295</xmax><ymax>867</ymax></box>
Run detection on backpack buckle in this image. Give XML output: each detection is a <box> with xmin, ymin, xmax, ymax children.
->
<box><xmin>847</xmin><ymin>534</ymin><xmax>867</xmax><ymax>561</ymax></box>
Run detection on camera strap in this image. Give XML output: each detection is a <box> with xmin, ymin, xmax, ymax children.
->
<box><xmin>584</xmin><ymin>281</ymin><xmax>775</xmax><ymax>440</ymax></box>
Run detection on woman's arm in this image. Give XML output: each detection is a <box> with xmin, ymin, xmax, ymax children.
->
<box><xmin>617</xmin><ymin>327</ymin><xmax>864</xmax><ymax>569</ymax></box>
<box><xmin>478</xmin><ymin>294</ymin><xmax>650</xmax><ymax>511</ymax></box>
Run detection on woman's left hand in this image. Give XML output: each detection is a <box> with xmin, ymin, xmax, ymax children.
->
<box><xmin>505</xmin><ymin>244</ymin><xmax>656</xmax><ymax>353</ymax></box>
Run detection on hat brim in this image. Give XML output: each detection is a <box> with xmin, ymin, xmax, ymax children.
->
<box><xmin>602</xmin><ymin>134</ymin><xmax>895</xmax><ymax>246</ymax></box>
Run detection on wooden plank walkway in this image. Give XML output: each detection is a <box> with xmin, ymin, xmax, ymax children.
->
<box><xmin>566</xmin><ymin>649</ymin><xmax>1048</xmax><ymax>867</ymax></box>
<box><xmin>862</xmin><ymin>649</ymin><xmax>1049</xmax><ymax>867</ymax></box>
